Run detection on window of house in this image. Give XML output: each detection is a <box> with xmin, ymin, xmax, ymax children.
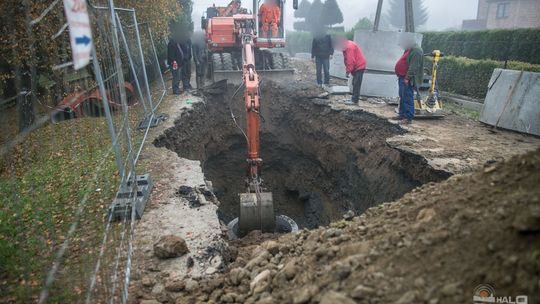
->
<box><xmin>496</xmin><ymin>2</ymin><xmax>510</xmax><ymax>19</ymax></box>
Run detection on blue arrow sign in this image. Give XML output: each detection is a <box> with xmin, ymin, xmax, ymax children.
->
<box><xmin>75</xmin><ymin>35</ymin><xmax>91</xmax><ymax>46</ymax></box>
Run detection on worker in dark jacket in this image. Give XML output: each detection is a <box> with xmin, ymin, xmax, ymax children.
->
<box><xmin>179</xmin><ymin>33</ymin><xmax>193</xmax><ymax>91</ymax></box>
<box><xmin>167</xmin><ymin>37</ymin><xmax>184</xmax><ymax>95</ymax></box>
<box><xmin>394</xmin><ymin>35</ymin><xmax>423</xmax><ymax>124</ymax></box>
<box><xmin>311</xmin><ymin>30</ymin><xmax>334</xmax><ymax>88</ymax></box>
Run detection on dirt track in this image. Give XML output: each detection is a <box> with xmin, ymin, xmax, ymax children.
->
<box><xmin>129</xmin><ymin>60</ymin><xmax>540</xmax><ymax>304</ymax></box>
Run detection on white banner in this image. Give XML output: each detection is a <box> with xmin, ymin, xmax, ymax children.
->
<box><xmin>63</xmin><ymin>0</ymin><xmax>93</xmax><ymax>70</ymax></box>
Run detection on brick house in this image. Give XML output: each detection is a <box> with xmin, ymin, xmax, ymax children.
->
<box><xmin>462</xmin><ymin>0</ymin><xmax>540</xmax><ymax>30</ymax></box>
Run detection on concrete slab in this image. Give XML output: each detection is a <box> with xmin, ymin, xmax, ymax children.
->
<box><xmin>354</xmin><ymin>31</ymin><xmax>423</xmax><ymax>72</ymax></box>
<box><xmin>357</xmin><ymin>73</ymin><xmax>399</xmax><ymax>98</ymax></box>
<box><xmin>480</xmin><ymin>69</ymin><xmax>540</xmax><ymax>136</ymax></box>
<box><xmin>110</xmin><ymin>174</ymin><xmax>153</xmax><ymax>220</ymax></box>
<box><xmin>330</xmin><ymin>31</ymin><xmax>423</xmax><ymax>98</ymax></box>
<box><xmin>327</xmin><ymin>85</ymin><xmax>350</xmax><ymax>95</ymax></box>
<box><xmin>329</xmin><ymin>53</ymin><xmax>346</xmax><ymax>79</ymax></box>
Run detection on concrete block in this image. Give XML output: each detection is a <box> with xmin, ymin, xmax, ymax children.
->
<box><xmin>354</xmin><ymin>30</ymin><xmax>423</xmax><ymax>72</ymax></box>
<box><xmin>330</xmin><ymin>53</ymin><xmax>346</xmax><ymax>79</ymax></box>
<box><xmin>327</xmin><ymin>85</ymin><xmax>350</xmax><ymax>95</ymax></box>
<box><xmin>358</xmin><ymin>73</ymin><xmax>399</xmax><ymax>98</ymax></box>
<box><xmin>480</xmin><ymin>69</ymin><xmax>540</xmax><ymax>136</ymax></box>
<box><xmin>330</xmin><ymin>31</ymin><xmax>422</xmax><ymax>98</ymax></box>
<box><xmin>110</xmin><ymin>174</ymin><xmax>153</xmax><ymax>221</ymax></box>
<box><xmin>138</xmin><ymin>113</ymin><xmax>167</xmax><ymax>129</ymax></box>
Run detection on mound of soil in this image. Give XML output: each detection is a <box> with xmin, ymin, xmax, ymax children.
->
<box><xmin>171</xmin><ymin>149</ymin><xmax>540</xmax><ymax>304</ymax></box>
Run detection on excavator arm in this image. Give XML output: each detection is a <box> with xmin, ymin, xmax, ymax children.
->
<box><xmin>243</xmin><ymin>42</ymin><xmax>261</xmax><ymax>180</ymax></box>
<box><xmin>237</xmin><ymin>28</ymin><xmax>276</xmax><ymax>237</ymax></box>
<box><xmin>224</xmin><ymin>0</ymin><xmax>300</xmax><ymax>238</ymax></box>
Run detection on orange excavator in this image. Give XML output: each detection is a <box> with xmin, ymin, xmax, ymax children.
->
<box><xmin>202</xmin><ymin>0</ymin><xmax>299</xmax><ymax>237</ymax></box>
<box><xmin>202</xmin><ymin>0</ymin><xmax>295</xmax><ymax>83</ymax></box>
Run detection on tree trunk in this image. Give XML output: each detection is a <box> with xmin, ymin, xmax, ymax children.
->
<box><xmin>14</xmin><ymin>66</ymin><xmax>34</xmax><ymax>132</ymax></box>
<box><xmin>17</xmin><ymin>0</ymin><xmax>36</xmax><ymax>132</ymax></box>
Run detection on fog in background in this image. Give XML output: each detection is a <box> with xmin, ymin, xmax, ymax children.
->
<box><xmin>191</xmin><ymin>0</ymin><xmax>478</xmax><ymax>32</ymax></box>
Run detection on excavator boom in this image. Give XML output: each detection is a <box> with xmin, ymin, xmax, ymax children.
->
<box><xmin>203</xmin><ymin>0</ymin><xmax>301</xmax><ymax>237</ymax></box>
<box><xmin>237</xmin><ymin>29</ymin><xmax>276</xmax><ymax>236</ymax></box>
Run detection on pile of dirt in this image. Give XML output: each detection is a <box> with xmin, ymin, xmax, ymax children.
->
<box><xmin>166</xmin><ymin>149</ymin><xmax>540</xmax><ymax>304</ymax></box>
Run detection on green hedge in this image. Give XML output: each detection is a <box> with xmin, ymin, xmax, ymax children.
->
<box><xmin>434</xmin><ymin>56</ymin><xmax>540</xmax><ymax>99</ymax></box>
<box><xmin>422</xmin><ymin>28</ymin><xmax>540</xmax><ymax>64</ymax></box>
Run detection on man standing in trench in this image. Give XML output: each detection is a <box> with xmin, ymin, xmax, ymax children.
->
<box><xmin>394</xmin><ymin>35</ymin><xmax>423</xmax><ymax>124</ymax></box>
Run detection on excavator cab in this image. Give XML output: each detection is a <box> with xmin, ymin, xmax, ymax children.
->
<box><xmin>255</xmin><ymin>0</ymin><xmax>286</xmax><ymax>45</ymax></box>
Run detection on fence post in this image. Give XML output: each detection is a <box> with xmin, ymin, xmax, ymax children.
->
<box><xmin>373</xmin><ymin>0</ymin><xmax>383</xmax><ymax>32</ymax></box>
<box><xmin>132</xmin><ymin>11</ymin><xmax>154</xmax><ymax>113</ymax></box>
<box><xmin>107</xmin><ymin>0</ymin><xmax>137</xmax><ymax>187</ymax></box>
<box><xmin>91</xmin><ymin>45</ymin><xmax>126</xmax><ymax>179</ymax></box>
<box><xmin>147</xmin><ymin>25</ymin><xmax>167</xmax><ymax>95</ymax></box>
<box><xmin>116</xmin><ymin>12</ymin><xmax>148</xmax><ymax>115</ymax></box>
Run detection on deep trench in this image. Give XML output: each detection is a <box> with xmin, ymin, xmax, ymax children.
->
<box><xmin>155</xmin><ymin>82</ymin><xmax>450</xmax><ymax>229</ymax></box>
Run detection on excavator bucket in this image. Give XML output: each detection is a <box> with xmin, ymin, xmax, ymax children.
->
<box><xmin>213</xmin><ymin>69</ymin><xmax>295</xmax><ymax>86</ymax></box>
<box><xmin>238</xmin><ymin>192</ymin><xmax>275</xmax><ymax>237</ymax></box>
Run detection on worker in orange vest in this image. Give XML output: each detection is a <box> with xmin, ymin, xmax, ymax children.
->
<box><xmin>259</xmin><ymin>0</ymin><xmax>281</xmax><ymax>38</ymax></box>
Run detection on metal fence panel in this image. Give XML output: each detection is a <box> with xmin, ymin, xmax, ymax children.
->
<box><xmin>0</xmin><ymin>0</ymin><xmax>166</xmax><ymax>302</ymax></box>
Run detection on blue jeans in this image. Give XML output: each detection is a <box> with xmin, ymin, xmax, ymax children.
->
<box><xmin>315</xmin><ymin>57</ymin><xmax>330</xmax><ymax>85</ymax></box>
<box><xmin>398</xmin><ymin>77</ymin><xmax>414</xmax><ymax>120</ymax></box>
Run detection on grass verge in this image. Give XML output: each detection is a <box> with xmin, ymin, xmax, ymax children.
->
<box><xmin>444</xmin><ymin>101</ymin><xmax>481</xmax><ymax>120</ymax></box>
<box><xmin>0</xmin><ymin>110</ymin><xmax>144</xmax><ymax>302</ymax></box>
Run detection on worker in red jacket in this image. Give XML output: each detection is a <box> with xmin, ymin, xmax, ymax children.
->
<box><xmin>338</xmin><ymin>37</ymin><xmax>367</xmax><ymax>104</ymax></box>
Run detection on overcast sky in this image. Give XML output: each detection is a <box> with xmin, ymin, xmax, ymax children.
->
<box><xmin>191</xmin><ymin>0</ymin><xmax>478</xmax><ymax>32</ymax></box>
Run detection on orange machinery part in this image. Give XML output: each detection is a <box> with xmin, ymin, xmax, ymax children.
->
<box><xmin>206</xmin><ymin>15</ymin><xmax>286</xmax><ymax>51</ymax></box>
<box><xmin>206</xmin><ymin>17</ymin><xmax>236</xmax><ymax>50</ymax></box>
<box><xmin>242</xmin><ymin>42</ymin><xmax>261</xmax><ymax>178</ymax></box>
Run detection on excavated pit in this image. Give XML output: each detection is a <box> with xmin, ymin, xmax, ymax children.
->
<box><xmin>155</xmin><ymin>82</ymin><xmax>450</xmax><ymax>229</ymax></box>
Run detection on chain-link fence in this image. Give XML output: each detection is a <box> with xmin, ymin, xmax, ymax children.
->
<box><xmin>0</xmin><ymin>0</ymin><xmax>168</xmax><ymax>302</ymax></box>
